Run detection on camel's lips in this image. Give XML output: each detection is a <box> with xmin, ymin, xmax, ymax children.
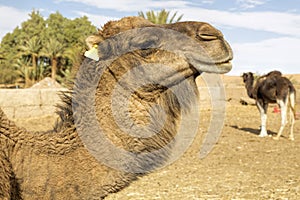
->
<box><xmin>194</xmin><ymin>60</ymin><xmax>232</xmax><ymax>74</ymax></box>
<box><xmin>216</xmin><ymin>61</ymin><xmax>232</xmax><ymax>71</ymax></box>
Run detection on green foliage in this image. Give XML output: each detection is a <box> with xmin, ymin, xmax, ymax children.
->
<box><xmin>18</xmin><ymin>36</ymin><xmax>42</xmax><ymax>81</ymax></box>
<box><xmin>138</xmin><ymin>9</ymin><xmax>183</xmax><ymax>24</ymax></box>
<box><xmin>39</xmin><ymin>38</ymin><xmax>65</xmax><ymax>80</ymax></box>
<box><xmin>14</xmin><ymin>57</ymin><xmax>34</xmax><ymax>87</ymax></box>
<box><xmin>0</xmin><ymin>64</ymin><xmax>19</xmax><ymax>86</ymax></box>
<box><xmin>0</xmin><ymin>10</ymin><xmax>97</xmax><ymax>87</ymax></box>
<box><xmin>19</xmin><ymin>10</ymin><xmax>46</xmax><ymax>44</ymax></box>
<box><xmin>0</xmin><ymin>27</ymin><xmax>22</xmax><ymax>65</ymax></box>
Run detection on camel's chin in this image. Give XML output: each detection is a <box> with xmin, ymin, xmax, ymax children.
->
<box><xmin>216</xmin><ymin>61</ymin><xmax>232</xmax><ymax>72</ymax></box>
<box><xmin>195</xmin><ymin>61</ymin><xmax>232</xmax><ymax>74</ymax></box>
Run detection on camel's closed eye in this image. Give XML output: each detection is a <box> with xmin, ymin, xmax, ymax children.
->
<box><xmin>196</xmin><ymin>33</ymin><xmax>219</xmax><ymax>41</ymax></box>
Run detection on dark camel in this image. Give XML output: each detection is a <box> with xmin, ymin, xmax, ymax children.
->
<box><xmin>242</xmin><ymin>71</ymin><xmax>296</xmax><ymax>140</ymax></box>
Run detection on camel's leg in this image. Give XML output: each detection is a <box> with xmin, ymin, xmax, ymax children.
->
<box><xmin>288</xmin><ymin>91</ymin><xmax>296</xmax><ymax>140</ymax></box>
<box><xmin>274</xmin><ymin>99</ymin><xmax>288</xmax><ymax>140</ymax></box>
<box><xmin>289</xmin><ymin>107</ymin><xmax>295</xmax><ymax>141</ymax></box>
<box><xmin>256</xmin><ymin>101</ymin><xmax>268</xmax><ymax>137</ymax></box>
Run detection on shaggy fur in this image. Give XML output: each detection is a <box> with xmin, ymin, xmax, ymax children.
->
<box><xmin>242</xmin><ymin>71</ymin><xmax>296</xmax><ymax>140</ymax></box>
<box><xmin>0</xmin><ymin>16</ymin><xmax>232</xmax><ymax>199</ymax></box>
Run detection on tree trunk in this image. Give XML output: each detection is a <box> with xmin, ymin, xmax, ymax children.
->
<box><xmin>32</xmin><ymin>54</ymin><xmax>37</xmax><ymax>82</ymax></box>
<box><xmin>24</xmin><ymin>77</ymin><xmax>30</xmax><ymax>88</ymax></box>
<box><xmin>51</xmin><ymin>57</ymin><xmax>57</xmax><ymax>80</ymax></box>
<box><xmin>24</xmin><ymin>69</ymin><xmax>31</xmax><ymax>88</ymax></box>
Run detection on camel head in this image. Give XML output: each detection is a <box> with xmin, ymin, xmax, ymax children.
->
<box><xmin>74</xmin><ymin>16</ymin><xmax>234</xmax><ymax>173</ymax></box>
<box><xmin>86</xmin><ymin>16</ymin><xmax>233</xmax><ymax>76</ymax></box>
<box><xmin>242</xmin><ymin>72</ymin><xmax>254</xmax><ymax>83</ymax></box>
<box><xmin>162</xmin><ymin>21</ymin><xmax>233</xmax><ymax>74</ymax></box>
<box><xmin>242</xmin><ymin>72</ymin><xmax>255</xmax><ymax>99</ymax></box>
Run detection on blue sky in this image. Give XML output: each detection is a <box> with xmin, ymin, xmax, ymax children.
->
<box><xmin>1</xmin><ymin>0</ymin><xmax>300</xmax><ymax>75</ymax></box>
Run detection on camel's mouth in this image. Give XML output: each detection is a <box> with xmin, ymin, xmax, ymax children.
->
<box><xmin>193</xmin><ymin>60</ymin><xmax>232</xmax><ymax>74</ymax></box>
<box><xmin>215</xmin><ymin>61</ymin><xmax>232</xmax><ymax>71</ymax></box>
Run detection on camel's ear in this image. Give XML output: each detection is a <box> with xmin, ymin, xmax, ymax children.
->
<box><xmin>242</xmin><ymin>72</ymin><xmax>249</xmax><ymax>78</ymax></box>
<box><xmin>85</xmin><ymin>35</ymin><xmax>104</xmax><ymax>50</ymax></box>
<box><xmin>245</xmin><ymin>72</ymin><xmax>253</xmax><ymax>79</ymax></box>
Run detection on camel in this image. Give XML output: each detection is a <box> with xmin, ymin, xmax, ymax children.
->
<box><xmin>0</xmin><ymin>16</ymin><xmax>233</xmax><ymax>199</ymax></box>
<box><xmin>242</xmin><ymin>71</ymin><xmax>296</xmax><ymax>140</ymax></box>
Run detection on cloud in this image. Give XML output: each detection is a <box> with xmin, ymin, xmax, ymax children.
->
<box><xmin>230</xmin><ymin>37</ymin><xmax>300</xmax><ymax>75</ymax></box>
<box><xmin>236</xmin><ymin>0</ymin><xmax>267</xmax><ymax>9</ymax></box>
<box><xmin>0</xmin><ymin>6</ymin><xmax>29</xmax><ymax>38</ymax></box>
<box><xmin>57</xmin><ymin>0</ymin><xmax>300</xmax><ymax>38</ymax></box>
<box><xmin>75</xmin><ymin>11</ymin><xmax>119</xmax><ymax>28</ymax></box>
<box><xmin>201</xmin><ymin>0</ymin><xmax>214</xmax><ymax>4</ymax></box>
<box><xmin>58</xmin><ymin>0</ymin><xmax>189</xmax><ymax>11</ymax></box>
<box><xmin>180</xmin><ymin>8</ymin><xmax>300</xmax><ymax>38</ymax></box>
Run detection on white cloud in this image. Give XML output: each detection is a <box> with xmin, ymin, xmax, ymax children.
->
<box><xmin>230</xmin><ymin>37</ymin><xmax>300</xmax><ymax>75</ymax></box>
<box><xmin>0</xmin><ymin>6</ymin><xmax>29</xmax><ymax>39</ymax></box>
<box><xmin>180</xmin><ymin>8</ymin><xmax>300</xmax><ymax>38</ymax></box>
<box><xmin>58</xmin><ymin>0</ymin><xmax>189</xmax><ymax>11</ymax></box>
<box><xmin>75</xmin><ymin>11</ymin><xmax>119</xmax><ymax>28</ymax></box>
<box><xmin>201</xmin><ymin>0</ymin><xmax>214</xmax><ymax>4</ymax></box>
<box><xmin>236</xmin><ymin>0</ymin><xmax>267</xmax><ymax>9</ymax></box>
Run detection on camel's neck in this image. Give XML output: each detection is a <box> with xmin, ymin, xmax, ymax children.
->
<box><xmin>0</xmin><ymin>109</ymin><xmax>22</xmax><ymax>142</ymax></box>
<box><xmin>244</xmin><ymin>78</ymin><xmax>255</xmax><ymax>99</ymax></box>
<box><xmin>0</xmin><ymin>108</ymin><xmax>82</xmax><ymax>155</ymax></box>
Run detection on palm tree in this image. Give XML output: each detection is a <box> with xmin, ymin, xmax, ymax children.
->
<box><xmin>18</xmin><ymin>36</ymin><xmax>42</xmax><ymax>81</ymax></box>
<box><xmin>138</xmin><ymin>9</ymin><xmax>183</xmax><ymax>24</ymax></box>
<box><xmin>0</xmin><ymin>51</ymin><xmax>4</xmax><ymax>62</ymax></box>
<box><xmin>14</xmin><ymin>57</ymin><xmax>34</xmax><ymax>88</ymax></box>
<box><xmin>40</xmin><ymin>38</ymin><xmax>64</xmax><ymax>80</ymax></box>
<box><xmin>57</xmin><ymin>46</ymin><xmax>84</xmax><ymax>86</ymax></box>
<box><xmin>64</xmin><ymin>46</ymin><xmax>84</xmax><ymax>71</ymax></box>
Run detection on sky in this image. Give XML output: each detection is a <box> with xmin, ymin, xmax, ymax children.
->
<box><xmin>1</xmin><ymin>0</ymin><xmax>300</xmax><ymax>75</ymax></box>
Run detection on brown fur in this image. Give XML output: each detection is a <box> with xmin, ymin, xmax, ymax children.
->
<box><xmin>0</xmin><ymin>16</ymin><xmax>232</xmax><ymax>199</ymax></box>
<box><xmin>242</xmin><ymin>71</ymin><xmax>296</xmax><ymax>140</ymax></box>
<box><xmin>243</xmin><ymin>71</ymin><xmax>295</xmax><ymax>106</ymax></box>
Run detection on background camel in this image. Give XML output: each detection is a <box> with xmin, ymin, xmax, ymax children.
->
<box><xmin>0</xmin><ymin>16</ymin><xmax>232</xmax><ymax>199</ymax></box>
<box><xmin>242</xmin><ymin>71</ymin><xmax>296</xmax><ymax>140</ymax></box>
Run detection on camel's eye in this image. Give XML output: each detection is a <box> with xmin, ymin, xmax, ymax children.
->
<box><xmin>197</xmin><ymin>34</ymin><xmax>219</xmax><ymax>41</ymax></box>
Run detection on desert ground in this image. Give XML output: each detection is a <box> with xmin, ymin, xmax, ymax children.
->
<box><xmin>14</xmin><ymin>75</ymin><xmax>300</xmax><ymax>200</ymax></box>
